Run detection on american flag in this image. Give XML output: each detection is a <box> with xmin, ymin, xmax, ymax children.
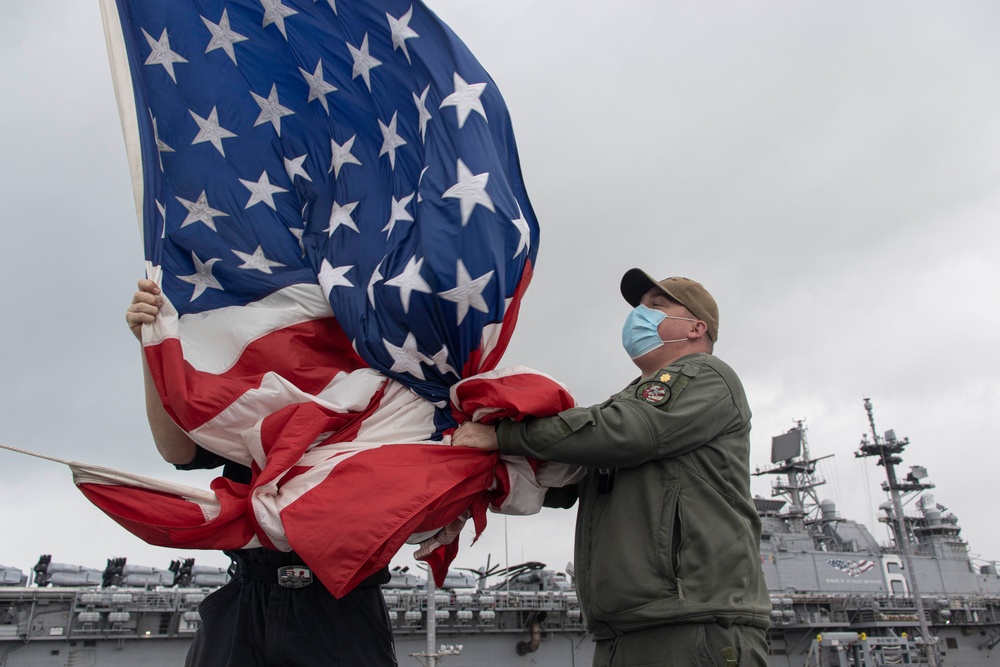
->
<box><xmin>826</xmin><ymin>559</ymin><xmax>876</xmax><ymax>577</ymax></box>
<box><xmin>88</xmin><ymin>0</ymin><xmax>580</xmax><ymax>596</ymax></box>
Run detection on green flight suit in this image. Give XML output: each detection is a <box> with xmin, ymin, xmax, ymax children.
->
<box><xmin>497</xmin><ymin>352</ymin><xmax>770</xmax><ymax>665</ymax></box>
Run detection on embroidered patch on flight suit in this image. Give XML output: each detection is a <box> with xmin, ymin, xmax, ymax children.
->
<box><xmin>637</xmin><ymin>381</ymin><xmax>671</xmax><ymax>406</ymax></box>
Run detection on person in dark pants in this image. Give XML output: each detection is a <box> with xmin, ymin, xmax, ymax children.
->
<box><xmin>453</xmin><ymin>269</ymin><xmax>771</xmax><ymax>667</ymax></box>
<box><xmin>127</xmin><ymin>278</ymin><xmax>398</xmax><ymax>667</ymax></box>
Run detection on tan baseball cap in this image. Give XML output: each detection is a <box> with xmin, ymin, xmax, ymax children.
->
<box><xmin>620</xmin><ymin>269</ymin><xmax>719</xmax><ymax>342</ymax></box>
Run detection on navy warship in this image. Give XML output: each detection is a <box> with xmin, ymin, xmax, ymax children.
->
<box><xmin>3</xmin><ymin>400</ymin><xmax>999</xmax><ymax>666</ymax></box>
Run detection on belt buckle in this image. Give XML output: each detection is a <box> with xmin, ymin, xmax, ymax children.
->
<box><xmin>277</xmin><ymin>566</ymin><xmax>313</xmax><ymax>588</ymax></box>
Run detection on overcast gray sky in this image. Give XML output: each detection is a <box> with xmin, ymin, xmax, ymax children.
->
<box><xmin>1</xmin><ymin>1</ymin><xmax>999</xmax><ymax>581</ymax></box>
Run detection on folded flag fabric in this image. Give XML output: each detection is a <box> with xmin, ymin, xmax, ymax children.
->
<box><xmin>73</xmin><ymin>368</ymin><xmax>579</xmax><ymax>596</ymax></box>
<box><xmin>95</xmin><ymin>0</ymin><xmax>577</xmax><ymax>593</ymax></box>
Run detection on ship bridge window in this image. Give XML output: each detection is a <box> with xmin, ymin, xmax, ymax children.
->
<box><xmin>945</xmin><ymin>637</ymin><xmax>958</xmax><ymax>649</ymax></box>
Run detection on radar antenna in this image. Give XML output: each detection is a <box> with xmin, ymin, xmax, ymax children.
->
<box><xmin>754</xmin><ymin>421</ymin><xmax>842</xmax><ymax>548</ymax></box>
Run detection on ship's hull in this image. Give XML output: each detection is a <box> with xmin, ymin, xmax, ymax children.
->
<box><xmin>4</xmin><ymin>623</ymin><xmax>999</xmax><ymax>667</ymax></box>
<box><xmin>3</xmin><ymin>585</ymin><xmax>999</xmax><ymax>666</ymax></box>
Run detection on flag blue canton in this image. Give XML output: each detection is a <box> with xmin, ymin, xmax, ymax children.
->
<box><xmin>117</xmin><ymin>0</ymin><xmax>539</xmax><ymax>404</ymax></box>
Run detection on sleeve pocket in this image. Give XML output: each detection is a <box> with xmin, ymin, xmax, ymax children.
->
<box><xmin>558</xmin><ymin>409</ymin><xmax>597</xmax><ymax>433</ymax></box>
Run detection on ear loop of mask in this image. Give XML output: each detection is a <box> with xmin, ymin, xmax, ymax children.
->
<box><xmin>622</xmin><ymin>305</ymin><xmax>696</xmax><ymax>359</ymax></box>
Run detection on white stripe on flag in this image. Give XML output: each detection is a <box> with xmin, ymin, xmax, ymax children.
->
<box><xmin>70</xmin><ymin>462</ymin><xmax>221</xmax><ymax>519</ymax></box>
<box><xmin>145</xmin><ymin>280</ymin><xmax>335</xmax><ymax>373</ymax></box>
<box><xmin>189</xmin><ymin>368</ymin><xmax>388</xmax><ymax>466</ymax></box>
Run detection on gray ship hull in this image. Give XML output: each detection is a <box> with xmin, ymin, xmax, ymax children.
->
<box><xmin>3</xmin><ymin>577</ymin><xmax>999</xmax><ymax>667</ymax></box>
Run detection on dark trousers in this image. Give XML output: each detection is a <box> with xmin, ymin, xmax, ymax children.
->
<box><xmin>593</xmin><ymin>623</ymin><xmax>768</xmax><ymax>667</ymax></box>
<box><xmin>186</xmin><ymin>549</ymin><xmax>397</xmax><ymax>667</ymax></box>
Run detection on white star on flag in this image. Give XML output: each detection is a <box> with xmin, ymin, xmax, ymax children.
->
<box><xmin>348</xmin><ymin>33</ymin><xmax>382</xmax><ymax>92</ymax></box>
<box><xmin>510</xmin><ymin>203</ymin><xmax>531</xmax><ymax>258</ymax></box>
<box><xmin>438</xmin><ymin>260</ymin><xmax>494</xmax><ymax>324</ymax></box>
<box><xmin>378</xmin><ymin>111</ymin><xmax>407</xmax><ymax>169</ymax></box>
<box><xmin>152</xmin><ymin>116</ymin><xmax>173</xmax><ymax>154</ymax></box>
<box><xmin>442</xmin><ymin>159</ymin><xmax>494</xmax><ymax>225</ymax></box>
<box><xmin>329</xmin><ymin>135</ymin><xmax>362</xmax><ymax>177</ymax></box>
<box><xmin>178</xmin><ymin>252</ymin><xmax>224</xmax><ymax>301</ymax></box>
<box><xmin>417</xmin><ymin>166</ymin><xmax>429</xmax><ymax>203</ymax></box>
<box><xmin>318</xmin><ymin>260</ymin><xmax>354</xmax><ymax>297</ymax></box>
<box><xmin>240</xmin><ymin>171</ymin><xmax>288</xmax><ymax>210</ymax></box>
<box><xmin>142</xmin><ymin>28</ymin><xmax>187</xmax><ymax>83</ymax></box>
<box><xmin>367</xmin><ymin>261</ymin><xmax>385</xmax><ymax>307</ymax></box>
<box><xmin>260</xmin><ymin>0</ymin><xmax>298</xmax><ymax>40</ymax></box>
<box><xmin>428</xmin><ymin>346</ymin><xmax>457</xmax><ymax>378</ymax></box>
<box><xmin>152</xmin><ymin>116</ymin><xmax>173</xmax><ymax>170</ymax></box>
<box><xmin>387</xmin><ymin>7</ymin><xmax>419</xmax><ymax>64</ymax></box>
<box><xmin>413</xmin><ymin>85</ymin><xmax>432</xmax><ymax>143</ymax></box>
<box><xmin>284</xmin><ymin>155</ymin><xmax>313</xmax><ymax>182</ymax></box>
<box><xmin>189</xmin><ymin>106</ymin><xmax>237</xmax><ymax>156</ymax></box>
<box><xmin>251</xmin><ymin>84</ymin><xmax>295</xmax><ymax>136</ymax></box>
<box><xmin>176</xmin><ymin>190</ymin><xmax>228</xmax><ymax>231</ymax></box>
<box><xmin>325</xmin><ymin>200</ymin><xmax>360</xmax><ymax>236</ymax></box>
<box><xmin>233</xmin><ymin>246</ymin><xmax>286</xmax><ymax>274</ymax></box>
<box><xmin>440</xmin><ymin>72</ymin><xmax>487</xmax><ymax>128</ymax></box>
<box><xmin>201</xmin><ymin>9</ymin><xmax>248</xmax><ymax>65</ymax></box>
<box><xmin>299</xmin><ymin>61</ymin><xmax>338</xmax><ymax>114</ymax></box>
<box><xmin>385</xmin><ymin>256</ymin><xmax>432</xmax><ymax>314</ymax></box>
<box><xmin>156</xmin><ymin>200</ymin><xmax>167</xmax><ymax>239</ymax></box>
<box><xmin>383</xmin><ymin>192</ymin><xmax>415</xmax><ymax>237</ymax></box>
<box><xmin>384</xmin><ymin>332</ymin><xmax>431</xmax><ymax>380</ymax></box>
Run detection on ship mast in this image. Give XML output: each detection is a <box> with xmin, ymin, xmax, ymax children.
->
<box><xmin>773</xmin><ymin>422</ymin><xmax>827</xmax><ymax>531</ymax></box>
<box><xmin>754</xmin><ymin>421</ymin><xmax>841</xmax><ymax>548</ymax></box>
<box><xmin>855</xmin><ymin>398</ymin><xmax>938</xmax><ymax>666</ymax></box>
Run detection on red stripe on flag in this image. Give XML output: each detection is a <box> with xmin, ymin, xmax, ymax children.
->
<box><xmin>255</xmin><ymin>388</ymin><xmax>382</xmax><ymax>476</ymax></box>
<box><xmin>280</xmin><ymin>445</ymin><xmax>499</xmax><ymax>597</ymax></box>
<box><xmin>452</xmin><ymin>368</ymin><xmax>575</xmax><ymax>425</ymax></box>
<box><xmin>77</xmin><ymin>477</ymin><xmax>255</xmax><ymax>550</ymax></box>
<box><xmin>145</xmin><ymin>318</ymin><xmax>367</xmax><ymax>430</ymax></box>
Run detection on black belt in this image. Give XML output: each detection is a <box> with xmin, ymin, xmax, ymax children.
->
<box><xmin>234</xmin><ymin>561</ymin><xmax>391</xmax><ymax>590</ymax></box>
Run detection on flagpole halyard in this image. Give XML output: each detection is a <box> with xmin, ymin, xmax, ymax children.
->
<box><xmin>0</xmin><ymin>443</ymin><xmax>73</xmax><ymax>466</ymax></box>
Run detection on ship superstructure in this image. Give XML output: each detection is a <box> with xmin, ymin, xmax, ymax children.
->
<box><xmin>754</xmin><ymin>405</ymin><xmax>1000</xmax><ymax>665</ymax></box>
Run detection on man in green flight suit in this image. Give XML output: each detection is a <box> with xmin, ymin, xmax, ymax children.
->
<box><xmin>452</xmin><ymin>269</ymin><xmax>771</xmax><ymax>666</ymax></box>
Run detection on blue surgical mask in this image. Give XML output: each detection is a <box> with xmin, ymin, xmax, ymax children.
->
<box><xmin>621</xmin><ymin>305</ymin><xmax>694</xmax><ymax>359</ymax></box>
